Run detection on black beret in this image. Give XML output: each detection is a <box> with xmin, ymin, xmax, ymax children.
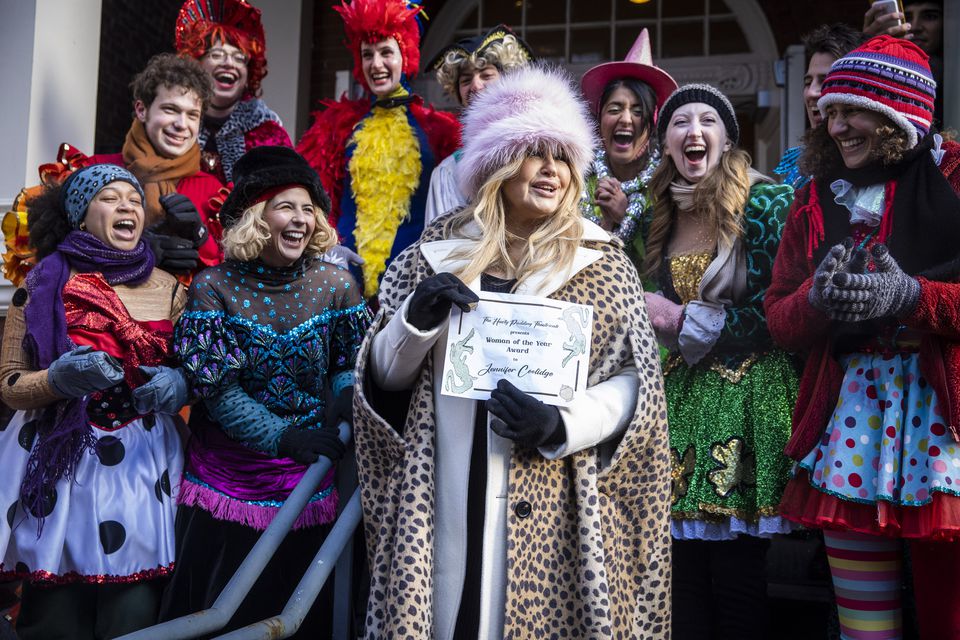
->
<box><xmin>218</xmin><ymin>146</ymin><xmax>331</xmax><ymax>228</ymax></box>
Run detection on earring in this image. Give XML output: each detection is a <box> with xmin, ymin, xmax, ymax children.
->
<box><xmin>79</xmin><ymin>222</ymin><xmax>86</xmax><ymax>231</ymax></box>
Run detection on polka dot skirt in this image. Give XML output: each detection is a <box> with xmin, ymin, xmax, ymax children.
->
<box><xmin>798</xmin><ymin>352</ymin><xmax>960</xmax><ymax>507</ymax></box>
<box><xmin>0</xmin><ymin>410</ymin><xmax>182</xmax><ymax>584</ymax></box>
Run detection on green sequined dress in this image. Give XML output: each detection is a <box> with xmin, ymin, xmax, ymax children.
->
<box><xmin>651</xmin><ymin>182</ymin><xmax>799</xmax><ymax>540</ymax></box>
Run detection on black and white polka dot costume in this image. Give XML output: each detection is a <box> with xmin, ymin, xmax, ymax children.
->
<box><xmin>0</xmin><ymin>270</ymin><xmax>186</xmax><ymax>586</ymax></box>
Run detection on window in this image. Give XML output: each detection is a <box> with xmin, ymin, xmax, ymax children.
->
<box><xmin>453</xmin><ymin>0</ymin><xmax>750</xmax><ymax>63</ymax></box>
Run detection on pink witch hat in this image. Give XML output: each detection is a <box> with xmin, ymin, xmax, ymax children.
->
<box><xmin>580</xmin><ymin>29</ymin><xmax>678</xmax><ymax>115</ymax></box>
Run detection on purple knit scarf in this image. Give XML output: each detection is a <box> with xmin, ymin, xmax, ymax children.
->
<box><xmin>20</xmin><ymin>231</ymin><xmax>154</xmax><ymax>526</ymax></box>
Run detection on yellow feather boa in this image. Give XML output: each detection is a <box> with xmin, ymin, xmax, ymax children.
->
<box><xmin>349</xmin><ymin>103</ymin><xmax>422</xmax><ymax>297</ymax></box>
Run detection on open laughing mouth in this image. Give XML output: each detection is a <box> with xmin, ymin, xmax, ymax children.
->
<box><xmin>683</xmin><ymin>143</ymin><xmax>707</xmax><ymax>164</ymax></box>
<box><xmin>612</xmin><ymin>129</ymin><xmax>635</xmax><ymax>149</ymax></box>
<box><xmin>112</xmin><ymin>218</ymin><xmax>139</xmax><ymax>241</ymax></box>
<box><xmin>280</xmin><ymin>229</ymin><xmax>306</xmax><ymax>247</ymax></box>
<box><xmin>214</xmin><ymin>69</ymin><xmax>239</xmax><ymax>90</ymax></box>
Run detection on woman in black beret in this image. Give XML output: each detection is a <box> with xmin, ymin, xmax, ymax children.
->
<box><xmin>159</xmin><ymin>146</ymin><xmax>371</xmax><ymax>637</ymax></box>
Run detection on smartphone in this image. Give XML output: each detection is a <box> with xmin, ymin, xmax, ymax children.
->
<box><xmin>871</xmin><ymin>0</ymin><xmax>904</xmax><ymax>25</ymax></box>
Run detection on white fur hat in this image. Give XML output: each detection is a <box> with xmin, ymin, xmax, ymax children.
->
<box><xmin>455</xmin><ymin>64</ymin><xmax>597</xmax><ymax>199</ymax></box>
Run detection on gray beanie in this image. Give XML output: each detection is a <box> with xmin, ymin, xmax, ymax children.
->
<box><xmin>657</xmin><ymin>83</ymin><xmax>740</xmax><ymax>145</ymax></box>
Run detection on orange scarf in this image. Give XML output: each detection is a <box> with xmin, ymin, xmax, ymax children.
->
<box><xmin>122</xmin><ymin>120</ymin><xmax>201</xmax><ymax>225</ymax></box>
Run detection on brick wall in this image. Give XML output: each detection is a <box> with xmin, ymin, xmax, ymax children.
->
<box><xmin>95</xmin><ymin>0</ymin><xmax>182</xmax><ymax>155</ymax></box>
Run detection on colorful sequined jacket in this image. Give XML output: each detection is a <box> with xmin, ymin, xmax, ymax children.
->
<box><xmin>647</xmin><ymin>182</ymin><xmax>794</xmax><ymax>370</ymax></box>
<box><xmin>173</xmin><ymin>257</ymin><xmax>371</xmax><ymax>529</ymax></box>
<box><xmin>765</xmin><ymin>140</ymin><xmax>960</xmax><ymax>460</ymax></box>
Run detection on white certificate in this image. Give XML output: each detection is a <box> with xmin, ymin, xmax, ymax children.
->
<box><xmin>440</xmin><ymin>291</ymin><xmax>593</xmax><ymax>406</ymax></box>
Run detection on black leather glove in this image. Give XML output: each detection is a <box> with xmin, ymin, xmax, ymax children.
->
<box><xmin>406</xmin><ymin>273</ymin><xmax>480</xmax><ymax>331</ymax></box>
<box><xmin>487</xmin><ymin>379</ymin><xmax>565</xmax><ymax>448</ymax></box>
<box><xmin>808</xmin><ymin>239</ymin><xmax>852</xmax><ymax>313</ymax></box>
<box><xmin>159</xmin><ymin>193</ymin><xmax>207</xmax><ymax>247</ymax></box>
<box><xmin>145</xmin><ymin>230</ymin><xmax>199</xmax><ymax>275</ymax></box>
<box><xmin>47</xmin><ymin>346</ymin><xmax>124</xmax><ymax>398</ymax></box>
<box><xmin>277</xmin><ymin>426</ymin><xmax>346</xmax><ymax>465</ymax></box>
<box><xmin>825</xmin><ymin>243</ymin><xmax>921</xmax><ymax>322</ymax></box>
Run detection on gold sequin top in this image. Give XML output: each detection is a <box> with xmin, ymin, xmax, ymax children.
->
<box><xmin>668</xmin><ymin>252</ymin><xmax>714</xmax><ymax>304</ymax></box>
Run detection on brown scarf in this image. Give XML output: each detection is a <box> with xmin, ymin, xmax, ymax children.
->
<box><xmin>122</xmin><ymin>120</ymin><xmax>201</xmax><ymax>225</ymax></box>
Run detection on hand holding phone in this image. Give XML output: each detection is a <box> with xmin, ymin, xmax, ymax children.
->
<box><xmin>864</xmin><ymin>0</ymin><xmax>912</xmax><ymax>38</ymax></box>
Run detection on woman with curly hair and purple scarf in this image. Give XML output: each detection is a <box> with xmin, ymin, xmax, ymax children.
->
<box><xmin>0</xmin><ymin>165</ymin><xmax>190</xmax><ymax>638</ymax></box>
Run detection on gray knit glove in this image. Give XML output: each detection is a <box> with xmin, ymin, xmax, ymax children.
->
<box><xmin>825</xmin><ymin>243</ymin><xmax>920</xmax><ymax>322</ymax></box>
<box><xmin>808</xmin><ymin>239</ymin><xmax>853</xmax><ymax>313</ymax></box>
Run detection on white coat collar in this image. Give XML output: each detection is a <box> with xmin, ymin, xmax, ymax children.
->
<box><xmin>419</xmin><ymin>218</ymin><xmax>610</xmax><ymax>298</ymax></box>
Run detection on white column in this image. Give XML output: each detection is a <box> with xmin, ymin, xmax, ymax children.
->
<box><xmin>0</xmin><ymin>0</ymin><xmax>102</xmax><ymax>306</ymax></box>
<box><xmin>781</xmin><ymin>44</ymin><xmax>807</xmax><ymax>151</ymax></box>
<box><xmin>0</xmin><ymin>0</ymin><xmax>103</xmax><ymax>196</ymax></box>
<box><xmin>257</xmin><ymin>0</ymin><xmax>311</xmax><ymax>142</ymax></box>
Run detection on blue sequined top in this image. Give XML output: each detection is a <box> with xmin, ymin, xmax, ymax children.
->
<box><xmin>175</xmin><ymin>257</ymin><xmax>371</xmax><ymax>440</ymax></box>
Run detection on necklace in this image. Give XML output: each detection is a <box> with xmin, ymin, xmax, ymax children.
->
<box><xmin>580</xmin><ymin>148</ymin><xmax>659</xmax><ymax>243</ymax></box>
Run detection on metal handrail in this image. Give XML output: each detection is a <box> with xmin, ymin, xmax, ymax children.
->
<box><xmin>213</xmin><ymin>490</ymin><xmax>363</xmax><ymax>639</ymax></box>
<box><xmin>118</xmin><ymin>421</ymin><xmax>353</xmax><ymax>640</ymax></box>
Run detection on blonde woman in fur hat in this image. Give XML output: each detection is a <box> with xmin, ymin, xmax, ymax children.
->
<box><xmin>352</xmin><ymin>65</ymin><xmax>671</xmax><ymax>639</ymax></box>
<box><xmin>640</xmin><ymin>84</ymin><xmax>797</xmax><ymax>639</ymax></box>
<box><xmin>423</xmin><ymin>24</ymin><xmax>533</xmax><ymax>224</ymax></box>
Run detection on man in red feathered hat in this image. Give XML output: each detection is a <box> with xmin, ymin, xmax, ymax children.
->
<box><xmin>175</xmin><ymin>0</ymin><xmax>293</xmax><ymax>186</ymax></box>
<box><xmin>296</xmin><ymin>0</ymin><xmax>461</xmax><ymax>300</ymax></box>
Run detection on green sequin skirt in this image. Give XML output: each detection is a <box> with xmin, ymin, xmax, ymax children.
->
<box><xmin>666</xmin><ymin>349</ymin><xmax>798</xmax><ymax>527</ymax></box>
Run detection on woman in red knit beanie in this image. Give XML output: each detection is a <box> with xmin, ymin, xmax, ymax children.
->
<box><xmin>765</xmin><ymin>35</ymin><xmax>960</xmax><ymax>639</ymax></box>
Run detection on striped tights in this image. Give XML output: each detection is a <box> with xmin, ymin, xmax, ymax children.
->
<box><xmin>824</xmin><ymin>530</ymin><xmax>960</xmax><ymax>640</ymax></box>
<box><xmin>823</xmin><ymin>530</ymin><xmax>902</xmax><ymax>640</ymax></box>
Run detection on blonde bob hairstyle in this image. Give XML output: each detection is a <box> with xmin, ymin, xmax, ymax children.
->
<box><xmin>221</xmin><ymin>196</ymin><xmax>337</xmax><ymax>263</ymax></box>
<box><xmin>445</xmin><ymin>148</ymin><xmax>585</xmax><ymax>290</ymax></box>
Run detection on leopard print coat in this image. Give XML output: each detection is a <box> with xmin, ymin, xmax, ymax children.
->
<box><xmin>353</xmin><ymin>219</ymin><xmax>672</xmax><ymax>639</ymax></box>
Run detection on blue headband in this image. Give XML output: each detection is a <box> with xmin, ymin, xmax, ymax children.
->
<box><xmin>61</xmin><ymin>165</ymin><xmax>144</xmax><ymax>229</ymax></box>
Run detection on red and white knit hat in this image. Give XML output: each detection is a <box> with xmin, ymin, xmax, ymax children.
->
<box><xmin>817</xmin><ymin>35</ymin><xmax>936</xmax><ymax>149</ymax></box>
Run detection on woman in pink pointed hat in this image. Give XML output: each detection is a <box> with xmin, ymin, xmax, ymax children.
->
<box><xmin>579</xmin><ymin>29</ymin><xmax>677</xmax><ymax>264</ymax></box>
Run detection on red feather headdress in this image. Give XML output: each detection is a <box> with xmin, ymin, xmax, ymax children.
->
<box><xmin>175</xmin><ymin>0</ymin><xmax>268</xmax><ymax>96</ymax></box>
<box><xmin>335</xmin><ymin>0</ymin><xmax>424</xmax><ymax>91</ymax></box>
